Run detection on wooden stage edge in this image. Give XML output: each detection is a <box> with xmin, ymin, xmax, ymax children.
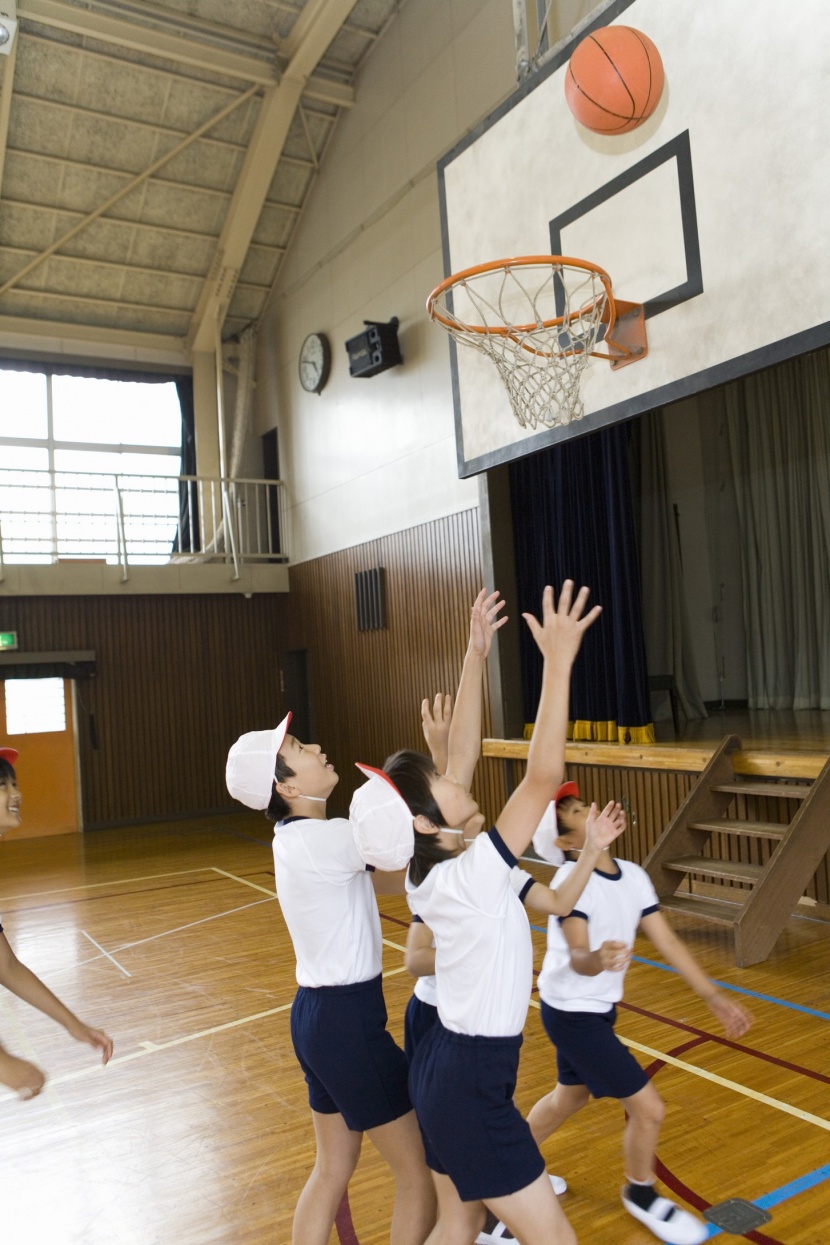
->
<box><xmin>483</xmin><ymin>739</ymin><xmax>830</xmax><ymax>780</ymax></box>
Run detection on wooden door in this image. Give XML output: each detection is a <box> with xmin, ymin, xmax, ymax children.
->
<box><xmin>0</xmin><ymin>677</ymin><xmax>80</xmax><ymax>839</ymax></box>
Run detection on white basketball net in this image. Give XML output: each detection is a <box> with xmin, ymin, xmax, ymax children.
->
<box><xmin>428</xmin><ymin>259</ymin><xmax>611</xmax><ymax>431</ymax></box>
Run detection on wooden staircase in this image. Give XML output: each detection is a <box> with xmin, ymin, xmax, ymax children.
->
<box><xmin>643</xmin><ymin>735</ymin><xmax>830</xmax><ymax>966</ymax></box>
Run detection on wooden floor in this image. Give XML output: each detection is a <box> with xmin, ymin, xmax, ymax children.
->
<box><xmin>0</xmin><ymin>817</ymin><xmax>828</xmax><ymax>1245</ymax></box>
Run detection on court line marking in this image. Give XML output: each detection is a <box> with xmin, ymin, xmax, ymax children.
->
<box><xmin>0</xmin><ymin>960</ymin><xmax>410</xmax><ymax>1104</ymax></box>
<box><xmin>703</xmin><ymin>1162</ymin><xmax>830</xmax><ymax>1238</ymax></box>
<box><xmin>527</xmin><ymin>997</ymin><xmax>830</xmax><ymax>1132</ymax></box>
<box><xmin>630</xmin><ymin>955</ymin><xmax>830</xmax><ymax>1021</ymax></box>
<box><xmin>210</xmin><ymin>867</ymin><xmax>277</xmax><ymax>898</ymax></box>
<box><xmin>80</xmin><ymin>929</ymin><xmax>131</xmax><ymax>978</ymax></box>
<box><xmin>0</xmin><ymin>867</ymin><xmax>217</xmax><ymax>904</ymax></box>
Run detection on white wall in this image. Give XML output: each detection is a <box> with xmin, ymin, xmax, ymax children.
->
<box><xmin>254</xmin><ymin>0</ymin><xmax>521</xmax><ymax>564</ymax></box>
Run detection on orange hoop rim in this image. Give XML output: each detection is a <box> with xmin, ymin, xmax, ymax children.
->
<box><xmin>426</xmin><ymin>255</ymin><xmax>618</xmax><ymax>338</ymax></box>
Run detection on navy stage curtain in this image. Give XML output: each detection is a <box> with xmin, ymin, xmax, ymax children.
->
<box><xmin>509</xmin><ymin>423</ymin><xmax>653</xmax><ymax>744</ymax></box>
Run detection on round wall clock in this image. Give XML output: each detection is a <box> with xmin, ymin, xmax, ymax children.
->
<box><xmin>298</xmin><ymin>332</ymin><xmax>331</xmax><ymax>394</ymax></box>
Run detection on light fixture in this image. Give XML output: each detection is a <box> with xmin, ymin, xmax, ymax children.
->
<box><xmin>0</xmin><ymin>2</ymin><xmax>18</xmax><ymax>57</ymax></box>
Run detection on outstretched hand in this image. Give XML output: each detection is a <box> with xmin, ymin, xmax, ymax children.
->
<box><xmin>68</xmin><ymin>1020</ymin><xmax>114</xmax><ymax>1065</ymax></box>
<box><xmin>421</xmin><ymin>693</ymin><xmax>452</xmax><ymax>772</ymax></box>
<box><xmin>0</xmin><ymin>1051</ymin><xmax>46</xmax><ymax>1100</ymax></box>
<box><xmin>585</xmin><ymin>800</ymin><xmax>627</xmax><ymax>853</ymax></box>
<box><xmin>469</xmin><ymin>589</ymin><xmax>507</xmax><ymax>660</ymax></box>
<box><xmin>522</xmin><ymin>581</ymin><xmax>601</xmax><ymax>666</ymax></box>
<box><xmin>706</xmin><ymin>991</ymin><xmax>752</xmax><ymax>1039</ymax></box>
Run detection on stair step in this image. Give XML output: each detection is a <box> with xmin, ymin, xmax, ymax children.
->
<box><xmin>659</xmin><ymin>894</ymin><xmax>743</xmax><ymax>925</ymax></box>
<box><xmin>689</xmin><ymin>819</ymin><xmax>787</xmax><ymax>839</ymax></box>
<box><xmin>664</xmin><ymin>856</ymin><xmax>764</xmax><ymax>884</ymax></box>
<box><xmin>711</xmin><ymin>781</ymin><xmax>811</xmax><ymax>800</ymax></box>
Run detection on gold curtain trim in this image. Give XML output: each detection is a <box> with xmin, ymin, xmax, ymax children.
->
<box><xmin>523</xmin><ymin>721</ymin><xmax>656</xmax><ymax>745</ymax></box>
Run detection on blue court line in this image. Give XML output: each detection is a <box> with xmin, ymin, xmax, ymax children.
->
<box><xmin>703</xmin><ymin>1162</ymin><xmax>830</xmax><ymax>1237</ymax></box>
<box><xmin>630</xmin><ymin>955</ymin><xmax>830</xmax><ymax>1021</ymax></box>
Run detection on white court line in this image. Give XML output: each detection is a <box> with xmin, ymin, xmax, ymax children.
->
<box><xmin>0</xmin><ymin>867</ymin><xmax>216</xmax><ymax>905</ymax></box>
<box><xmin>0</xmin><ymin>962</ymin><xmax>411</xmax><ymax>1103</ymax></box>
<box><xmin>80</xmin><ymin>929</ymin><xmax>131</xmax><ymax>978</ymax></box>
<box><xmin>113</xmin><ymin>896</ymin><xmax>276</xmax><ymax>953</ymax></box>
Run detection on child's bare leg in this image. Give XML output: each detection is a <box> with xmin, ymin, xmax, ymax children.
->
<box><xmin>292</xmin><ymin>1109</ymin><xmax>362</xmax><ymax>1245</ymax></box>
<box><xmin>621</xmin><ymin>1081</ymin><xmax>665</xmax><ymax>1181</ymax></box>
<box><xmin>422</xmin><ymin>1172</ymin><xmax>484</xmax><ymax>1245</ymax></box>
<box><xmin>485</xmin><ymin>1170</ymin><xmax>577</xmax><ymax>1245</ymax></box>
<box><xmin>527</xmin><ymin>1081</ymin><xmax>590</xmax><ymax>1145</ymax></box>
<box><xmin>367</xmin><ymin>1109</ymin><xmax>437</xmax><ymax>1245</ymax></box>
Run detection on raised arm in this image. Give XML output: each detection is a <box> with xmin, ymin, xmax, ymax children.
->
<box><xmin>524</xmin><ymin>801</ymin><xmax>626</xmax><ymax>916</ymax></box>
<box><xmin>495</xmin><ymin>582</ymin><xmax>600</xmax><ymax>860</ymax></box>
<box><xmin>404</xmin><ymin>919</ymin><xmax>436</xmax><ymax>979</ymax></box>
<box><xmin>445</xmin><ymin>589</ymin><xmax>506</xmax><ymax>790</ymax></box>
<box><xmin>421</xmin><ymin>693</ymin><xmax>453</xmax><ymax>774</ymax></box>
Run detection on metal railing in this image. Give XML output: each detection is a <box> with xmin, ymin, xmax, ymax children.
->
<box><xmin>0</xmin><ymin>469</ymin><xmax>289</xmax><ymax>582</ymax></box>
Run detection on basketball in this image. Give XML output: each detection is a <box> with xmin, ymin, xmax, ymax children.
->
<box><xmin>565</xmin><ymin>26</ymin><xmax>664</xmax><ymax>134</ymax></box>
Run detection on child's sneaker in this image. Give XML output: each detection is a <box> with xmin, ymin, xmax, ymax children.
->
<box><xmin>474</xmin><ymin>1174</ymin><xmax>567</xmax><ymax>1243</ymax></box>
<box><xmin>622</xmin><ymin>1185</ymin><xmax>708</xmax><ymax>1244</ymax></box>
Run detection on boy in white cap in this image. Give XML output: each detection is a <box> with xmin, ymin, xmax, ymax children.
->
<box><xmin>0</xmin><ymin>748</ymin><xmax>113</xmax><ymax>1098</ymax></box>
<box><xmin>225</xmin><ymin>592</ymin><xmax>510</xmax><ymax>1245</ymax></box>
<box><xmin>526</xmin><ymin>783</ymin><xmax>753</xmax><ymax>1245</ymax></box>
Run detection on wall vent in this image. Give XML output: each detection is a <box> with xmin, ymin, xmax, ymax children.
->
<box><xmin>355</xmin><ymin>568</ymin><xmax>386</xmax><ymax>631</ymax></box>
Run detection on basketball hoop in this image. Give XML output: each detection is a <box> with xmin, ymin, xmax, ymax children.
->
<box><xmin>426</xmin><ymin>256</ymin><xmax>647</xmax><ymax>431</ymax></box>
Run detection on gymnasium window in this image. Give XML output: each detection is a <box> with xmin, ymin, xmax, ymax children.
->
<box><xmin>4</xmin><ymin>678</ymin><xmax>66</xmax><ymax>735</ymax></box>
<box><xmin>0</xmin><ymin>367</ymin><xmax>182</xmax><ymax>565</ymax></box>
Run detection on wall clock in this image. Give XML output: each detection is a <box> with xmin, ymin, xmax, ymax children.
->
<box><xmin>298</xmin><ymin>332</ymin><xmax>331</xmax><ymax>394</ymax></box>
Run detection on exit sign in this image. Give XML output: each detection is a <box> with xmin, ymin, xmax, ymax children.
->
<box><xmin>0</xmin><ymin>632</ymin><xmax>18</xmax><ymax>651</ymax></box>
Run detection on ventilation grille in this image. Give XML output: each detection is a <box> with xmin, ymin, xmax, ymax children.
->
<box><xmin>355</xmin><ymin>568</ymin><xmax>386</xmax><ymax>631</ymax></box>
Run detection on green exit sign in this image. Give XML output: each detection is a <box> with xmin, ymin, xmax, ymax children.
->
<box><xmin>0</xmin><ymin>632</ymin><xmax>18</xmax><ymax>651</ymax></box>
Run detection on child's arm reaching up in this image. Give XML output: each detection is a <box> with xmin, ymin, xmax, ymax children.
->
<box><xmin>445</xmin><ymin>589</ymin><xmax>506</xmax><ymax>791</ymax></box>
<box><xmin>523</xmin><ymin>801</ymin><xmax>626</xmax><ymax>916</ymax></box>
<box><xmin>421</xmin><ymin>693</ymin><xmax>452</xmax><ymax>775</ymax></box>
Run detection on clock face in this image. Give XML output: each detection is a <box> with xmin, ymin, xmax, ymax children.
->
<box><xmin>299</xmin><ymin>332</ymin><xmax>331</xmax><ymax>393</ymax></box>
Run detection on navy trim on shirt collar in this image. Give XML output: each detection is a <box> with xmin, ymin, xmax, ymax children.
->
<box><xmin>487</xmin><ymin>827</ymin><xmax>517</xmax><ymax>868</ymax></box>
<box><xmin>594</xmin><ymin>860</ymin><xmax>623</xmax><ymax>881</ymax></box>
<box><xmin>279</xmin><ymin>815</ymin><xmax>308</xmax><ymax>825</ymax></box>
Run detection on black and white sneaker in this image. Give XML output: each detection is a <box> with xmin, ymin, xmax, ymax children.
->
<box><xmin>622</xmin><ymin>1187</ymin><xmax>708</xmax><ymax>1244</ymax></box>
<box><xmin>475</xmin><ymin>1175</ymin><xmax>568</xmax><ymax>1243</ymax></box>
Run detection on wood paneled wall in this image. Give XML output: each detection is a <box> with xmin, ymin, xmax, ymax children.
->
<box><xmin>277</xmin><ymin>507</ymin><xmax>508</xmax><ymax>823</ymax></box>
<box><xmin>0</xmin><ymin>594</ymin><xmax>288</xmax><ymax>827</ymax></box>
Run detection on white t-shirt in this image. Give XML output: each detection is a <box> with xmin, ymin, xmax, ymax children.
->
<box><xmin>407</xmin><ymin>830</ymin><xmax>535</xmax><ymax>1037</ymax></box>
<box><xmin>537</xmin><ymin>858</ymin><xmax>660</xmax><ymax>1013</ymax></box>
<box><xmin>272</xmin><ymin>815</ymin><xmax>381</xmax><ymax>988</ymax></box>
<box><xmin>411</xmin><ymin>864</ymin><xmax>535</xmax><ymax>1009</ymax></box>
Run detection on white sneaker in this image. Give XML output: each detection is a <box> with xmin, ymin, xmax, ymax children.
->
<box><xmin>474</xmin><ymin>1174</ymin><xmax>567</xmax><ymax>1243</ymax></box>
<box><xmin>622</xmin><ymin>1188</ymin><xmax>708</xmax><ymax>1245</ymax></box>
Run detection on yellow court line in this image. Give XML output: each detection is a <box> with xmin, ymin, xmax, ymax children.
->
<box><xmin>211</xmin><ymin>867</ymin><xmax>277</xmax><ymax>898</ymax></box>
<box><xmin>527</xmin><ymin>999</ymin><xmax>830</xmax><ymax>1133</ymax></box>
<box><xmin>383</xmin><ymin>938</ymin><xmax>406</xmax><ymax>952</ymax></box>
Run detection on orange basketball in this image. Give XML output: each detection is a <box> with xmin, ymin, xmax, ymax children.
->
<box><xmin>565</xmin><ymin>26</ymin><xmax>664</xmax><ymax>135</ymax></box>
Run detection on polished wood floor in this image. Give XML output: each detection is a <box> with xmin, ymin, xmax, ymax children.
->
<box><xmin>656</xmin><ymin>707</ymin><xmax>830</xmax><ymax>752</ymax></box>
<box><xmin>0</xmin><ymin>817</ymin><xmax>827</xmax><ymax>1244</ymax></box>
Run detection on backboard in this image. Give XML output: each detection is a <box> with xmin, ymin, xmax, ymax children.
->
<box><xmin>437</xmin><ymin>0</ymin><xmax>830</xmax><ymax>475</ymax></box>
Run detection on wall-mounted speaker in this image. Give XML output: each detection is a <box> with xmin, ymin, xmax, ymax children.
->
<box><xmin>345</xmin><ymin>318</ymin><xmax>402</xmax><ymax>378</ymax></box>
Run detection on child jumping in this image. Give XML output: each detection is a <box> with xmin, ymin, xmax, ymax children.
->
<box><xmin>526</xmin><ymin>783</ymin><xmax>753</xmax><ymax>1245</ymax></box>
<box><xmin>0</xmin><ymin>747</ymin><xmax>113</xmax><ymax>1099</ymax></box>
<box><xmin>385</xmin><ymin>582</ymin><xmax>624</xmax><ymax>1245</ymax></box>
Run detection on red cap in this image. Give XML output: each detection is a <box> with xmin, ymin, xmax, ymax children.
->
<box><xmin>0</xmin><ymin>747</ymin><xmax>19</xmax><ymax>766</ymax></box>
<box><xmin>555</xmin><ymin>781</ymin><xmax>580</xmax><ymax>803</ymax></box>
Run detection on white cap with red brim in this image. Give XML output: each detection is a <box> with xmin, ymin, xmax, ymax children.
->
<box><xmin>226</xmin><ymin>712</ymin><xmax>292</xmax><ymax>810</ymax></box>
<box><xmin>531</xmin><ymin>781</ymin><xmax>580</xmax><ymax>867</ymax></box>
<box><xmin>350</xmin><ymin>763</ymin><xmax>414</xmax><ymax>871</ymax></box>
<box><xmin>0</xmin><ymin>747</ymin><xmax>19</xmax><ymax>766</ymax></box>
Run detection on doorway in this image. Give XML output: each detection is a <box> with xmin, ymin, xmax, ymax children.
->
<box><xmin>0</xmin><ymin>677</ymin><xmax>81</xmax><ymax>838</ymax></box>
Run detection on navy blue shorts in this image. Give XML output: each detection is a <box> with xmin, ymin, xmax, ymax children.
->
<box><xmin>290</xmin><ymin>974</ymin><xmax>411</xmax><ymax>1132</ymax></box>
<box><xmin>408</xmin><ymin>1020</ymin><xmax>545</xmax><ymax>1202</ymax></box>
<box><xmin>540</xmin><ymin>1001</ymin><xmax>649</xmax><ymax>1100</ymax></box>
<box><xmin>404</xmin><ymin>994</ymin><xmax>438</xmax><ymax>1063</ymax></box>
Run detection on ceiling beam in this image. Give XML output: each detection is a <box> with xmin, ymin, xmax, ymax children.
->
<box><xmin>0</xmin><ymin>313</ymin><xmax>189</xmax><ymax>365</ymax></box>
<box><xmin>0</xmin><ymin>84</ymin><xmax>259</xmax><ymax>303</ymax></box>
<box><xmin>188</xmin><ymin>0</ymin><xmax>358</xmax><ymax>352</ymax></box>
<box><xmin>17</xmin><ymin>0</ymin><xmax>355</xmax><ymax>106</ymax></box>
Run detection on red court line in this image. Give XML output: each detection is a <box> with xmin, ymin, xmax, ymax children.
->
<box><xmin>379</xmin><ymin>911</ymin><xmax>409</xmax><ymax>929</ymax></box>
<box><xmin>620</xmin><ymin>999</ymin><xmax>830</xmax><ymax>1086</ymax></box>
<box><xmin>648</xmin><ymin>1036</ymin><xmax>785</xmax><ymax>1245</ymax></box>
<box><xmin>336</xmin><ymin>1189</ymin><xmax>360</xmax><ymax>1245</ymax></box>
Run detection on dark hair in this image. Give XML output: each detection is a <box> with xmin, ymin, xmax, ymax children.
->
<box><xmin>383</xmin><ymin>749</ymin><xmax>457</xmax><ymax>887</ymax></box>
<box><xmin>0</xmin><ymin>757</ymin><xmax>16</xmax><ymax>784</ymax></box>
<box><xmin>265</xmin><ymin>752</ymin><xmax>296</xmax><ymax>823</ymax></box>
<box><xmin>555</xmin><ymin>794</ymin><xmax>580</xmax><ymax>835</ymax></box>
